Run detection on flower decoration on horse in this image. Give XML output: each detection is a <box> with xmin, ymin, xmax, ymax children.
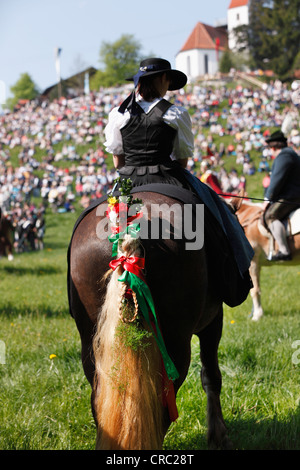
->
<box><xmin>105</xmin><ymin>178</ymin><xmax>179</xmax><ymax>388</ymax></box>
<box><xmin>106</xmin><ymin>177</ymin><xmax>143</xmax><ymax>258</ymax></box>
<box><xmin>106</xmin><ymin>177</ymin><xmax>144</xmax><ymax>323</ymax></box>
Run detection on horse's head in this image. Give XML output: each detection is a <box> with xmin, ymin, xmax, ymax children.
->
<box><xmin>222</xmin><ymin>190</ymin><xmax>245</xmax><ymax>215</ymax></box>
<box><xmin>234</xmin><ymin>198</ymin><xmax>264</xmax><ymax>231</ymax></box>
<box><xmin>228</xmin><ymin>190</ymin><xmax>245</xmax><ymax>213</ymax></box>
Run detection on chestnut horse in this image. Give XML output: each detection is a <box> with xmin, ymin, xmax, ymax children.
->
<box><xmin>236</xmin><ymin>200</ymin><xmax>300</xmax><ymax>321</ymax></box>
<box><xmin>68</xmin><ymin>189</ymin><xmax>242</xmax><ymax>450</ymax></box>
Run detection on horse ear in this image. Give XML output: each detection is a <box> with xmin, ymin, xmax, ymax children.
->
<box><xmin>230</xmin><ymin>189</ymin><xmax>244</xmax><ymax>213</ymax></box>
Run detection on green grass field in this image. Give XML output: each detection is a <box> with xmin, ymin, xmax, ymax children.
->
<box><xmin>1</xmin><ymin>201</ymin><xmax>299</xmax><ymax>450</ymax></box>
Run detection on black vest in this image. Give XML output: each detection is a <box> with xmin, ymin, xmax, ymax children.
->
<box><xmin>120</xmin><ymin>99</ymin><xmax>177</xmax><ymax>167</ymax></box>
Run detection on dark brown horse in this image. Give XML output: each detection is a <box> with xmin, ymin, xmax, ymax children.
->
<box><xmin>0</xmin><ymin>211</ymin><xmax>14</xmax><ymax>260</ymax></box>
<box><xmin>68</xmin><ymin>189</ymin><xmax>237</xmax><ymax>450</ymax></box>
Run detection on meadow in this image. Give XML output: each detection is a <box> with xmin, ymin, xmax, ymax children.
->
<box><xmin>1</xmin><ymin>192</ymin><xmax>300</xmax><ymax>450</ymax></box>
<box><xmin>1</xmin><ymin>85</ymin><xmax>300</xmax><ymax>450</ymax></box>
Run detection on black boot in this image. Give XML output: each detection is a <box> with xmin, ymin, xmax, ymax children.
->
<box><xmin>269</xmin><ymin>251</ymin><xmax>292</xmax><ymax>261</ymax></box>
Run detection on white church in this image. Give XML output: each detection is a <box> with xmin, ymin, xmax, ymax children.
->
<box><xmin>175</xmin><ymin>0</ymin><xmax>250</xmax><ymax>80</ymax></box>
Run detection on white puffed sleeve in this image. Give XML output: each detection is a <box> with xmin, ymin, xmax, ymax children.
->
<box><xmin>164</xmin><ymin>105</ymin><xmax>194</xmax><ymax>160</ymax></box>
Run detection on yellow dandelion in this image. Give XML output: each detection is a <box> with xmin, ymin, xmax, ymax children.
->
<box><xmin>49</xmin><ymin>354</ymin><xmax>57</xmax><ymax>360</ymax></box>
<box><xmin>230</xmin><ymin>320</ymin><xmax>235</xmax><ymax>324</ymax></box>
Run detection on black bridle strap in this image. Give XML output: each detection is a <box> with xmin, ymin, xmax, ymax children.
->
<box><xmin>218</xmin><ymin>193</ymin><xmax>300</xmax><ymax>206</ymax></box>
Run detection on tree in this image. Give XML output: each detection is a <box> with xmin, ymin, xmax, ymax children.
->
<box><xmin>90</xmin><ymin>34</ymin><xmax>143</xmax><ymax>89</ymax></box>
<box><xmin>291</xmin><ymin>50</ymin><xmax>300</xmax><ymax>75</ymax></box>
<box><xmin>219</xmin><ymin>49</ymin><xmax>234</xmax><ymax>73</ymax></box>
<box><xmin>7</xmin><ymin>73</ymin><xmax>39</xmax><ymax>110</ymax></box>
<box><xmin>265</xmin><ymin>0</ymin><xmax>300</xmax><ymax>78</ymax></box>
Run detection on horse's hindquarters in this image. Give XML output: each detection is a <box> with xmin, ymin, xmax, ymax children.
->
<box><xmin>69</xmin><ymin>193</ymin><xmax>224</xmax><ymax>449</ymax></box>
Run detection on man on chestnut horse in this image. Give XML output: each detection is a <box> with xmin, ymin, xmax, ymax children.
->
<box><xmin>262</xmin><ymin>130</ymin><xmax>300</xmax><ymax>261</ymax></box>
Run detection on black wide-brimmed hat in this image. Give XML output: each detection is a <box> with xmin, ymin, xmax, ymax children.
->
<box><xmin>127</xmin><ymin>57</ymin><xmax>187</xmax><ymax>90</ymax></box>
<box><xmin>265</xmin><ymin>130</ymin><xmax>288</xmax><ymax>145</ymax></box>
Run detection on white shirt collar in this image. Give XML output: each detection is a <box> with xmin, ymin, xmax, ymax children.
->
<box><xmin>136</xmin><ymin>95</ymin><xmax>163</xmax><ymax>113</ymax></box>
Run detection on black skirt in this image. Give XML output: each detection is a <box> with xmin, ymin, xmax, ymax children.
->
<box><xmin>118</xmin><ymin>162</ymin><xmax>192</xmax><ymax>190</ymax></box>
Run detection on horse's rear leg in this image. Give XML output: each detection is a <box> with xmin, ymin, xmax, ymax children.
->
<box><xmin>249</xmin><ymin>255</ymin><xmax>263</xmax><ymax>321</ymax></box>
<box><xmin>197</xmin><ymin>308</ymin><xmax>232</xmax><ymax>450</ymax></box>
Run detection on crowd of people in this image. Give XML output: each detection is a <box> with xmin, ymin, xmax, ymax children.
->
<box><xmin>182</xmin><ymin>78</ymin><xmax>300</xmax><ymax>193</ymax></box>
<box><xmin>0</xmin><ymin>75</ymin><xmax>299</xmax><ymax>253</ymax></box>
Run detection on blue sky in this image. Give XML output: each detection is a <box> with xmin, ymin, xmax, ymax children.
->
<box><xmin>0</xmin><ymin>0</ymin><xmax>229</xmax><ymax>99</ymax></box>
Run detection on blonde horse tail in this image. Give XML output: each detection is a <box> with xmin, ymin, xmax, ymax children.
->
<box><xmin>92</xmin><ymin>235</ymin><xmax>165</xmax><ymax>450</ymax></box>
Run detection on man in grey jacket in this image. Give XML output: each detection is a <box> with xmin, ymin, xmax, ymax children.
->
<box><xmin>263</xmin><ymin>130</ymin><xmax>300</xmax><ymax>261</ymax></box>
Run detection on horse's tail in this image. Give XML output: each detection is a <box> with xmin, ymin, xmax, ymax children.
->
<box><xmin>92</xmin><ymin>235</ymin><xmax>165</xmax><ymax>450</ymax></box>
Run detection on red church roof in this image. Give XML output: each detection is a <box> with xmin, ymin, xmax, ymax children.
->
<box><xmin>228</xmin><ymin>0</ymin><xmax>249</xmax><ymax>8</ymax></box>
<box><xmin>180</xmin><ymin>22</ymin><xmax>228</xmax><ymax>52</ymax></box>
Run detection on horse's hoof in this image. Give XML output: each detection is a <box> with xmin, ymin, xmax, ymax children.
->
<box><xmin>208</xmin><ymin>434</ymin><xmax>234</xmax><ymax>450</ymax></box>
<box><xmin>221</xmin><ymin>435</ymin><xmax>234</xmax><ymax>450</ymax></box>
<box><xmin>208</xmin><ymin>435</ymin><xmax>233</xmax><ymax>450</ymax></box>
<box><xmin>252</xmin><ymin>313</ymin><xmax>263</xmax><ymax>321</ymax></box>
<box><xmin>207</xmin><ymin>423</ymin><xmax>233</xmax><ymax>450</ymax></box>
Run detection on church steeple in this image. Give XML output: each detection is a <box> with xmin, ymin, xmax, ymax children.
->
<box><xmin>228</xmin><ymin>0</ymin><xmax>249</xmax><ymax>8</ymax></box>
<box><xmin>227</xmin><ymin>0</ymin><xmax>250</xmax><ymax>50</ymax></box>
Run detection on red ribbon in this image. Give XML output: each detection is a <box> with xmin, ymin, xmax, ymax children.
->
<box><xmin>162</xmin><ymin>364</ymin><xmax>178</xmax><ymax>422</ymax></box>
<box><xmin>109</xmin><ymin>255</ymin><xmax>146</xmax><ymax>282</ymax></box>
<box><xmin>127</xmin><ymin>211</ymin><xmax>143</xmax><ymax>225</ymax></box>
<box><xmin>150</xmin><ymin>319</ymin><xmax>178</xmax><ymax>422</ymax></box>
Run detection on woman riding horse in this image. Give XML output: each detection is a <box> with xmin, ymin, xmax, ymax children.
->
<box><xmin>104</xmin><ymin>57</ymin><xmax>253</xmax><ymax>294</ymax></box>
<box><xmin>69</xmin><ymin>58</ymin><xmax>253</xmax><ymax>449</ymax></box>
<box><xmin>104</xmin><ymin>57</ymin><xmax>193</xmax><ymax>188</ymax></box>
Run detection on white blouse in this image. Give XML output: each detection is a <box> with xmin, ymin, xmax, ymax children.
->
<box><xmin>104</xmin><ymin>96</ymin><xmax>194</xmax><ymax>160</ymax></box>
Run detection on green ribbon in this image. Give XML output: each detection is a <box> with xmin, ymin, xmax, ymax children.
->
<box><xmin>118</xmin><ymin>270</ymin><xmax>179</xmax><ymax>382</ymax></box>
<box><xmin>107</xmin><ymin>211</ymin><xmax>179</xmax><ymax>381</ymax></box>
<box><xmin>108</xmin><ymin>223</ymin><xmax>141</xmax><ymax>257</ymax></box>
